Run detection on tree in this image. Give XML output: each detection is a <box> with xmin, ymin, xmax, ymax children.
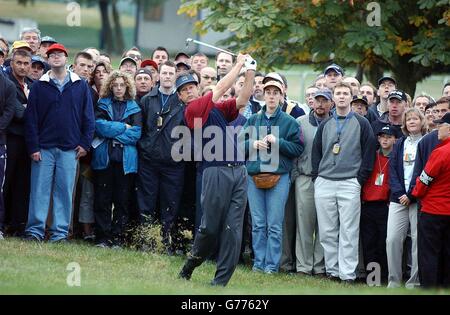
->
<box><xmin>17</xmin><ymin>0</ymin><xmax>126</xmax><ymax>54</ymax></box>
<box><xmin>178</xmin><ymin>0</ymin><xmax>450</xmax><ymax>95</ymax></box>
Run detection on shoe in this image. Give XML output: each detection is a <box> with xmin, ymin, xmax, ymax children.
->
<box><xmin>95</xmin><ymin>241</ymin><xmax>110</xmax><ymax>248</ymax></box>
<box><xmin>326</xmin><ymin>274</ymin><xmax>341</xmax><ymax>282</ymax></box>
<box><xmin>83</xmin><ymin>234</ymin><xmax>96</xmax><ymax>243</ymax></box>
<box><xmin>265</xmin><ymin>270</ymin><xmax>276</xmax><ymax>274</ymax></box>
<box><xmin>22</xmin><ymin>234</ymin><xmax>41</xmax><ymax>242</ymax></box>
<box><xmin>252</xmin><ymin>266</ymin><xmax>264</xmax><ymax>273</ymax></box>
<box><xmin>210</xmin><ymin>280</ymin><xmax>226</xmax><ymax>287</ymax></box>
<box><xmin>0</xmin><ymin>231</ymin><xmax>4</xmax><ymax>240</ymax></box>
<box><xmin>51</xmin><ymin>238</ymin><xmax>68</xmax><ymax>244</ymax></box>
<box><xmin>178</xmin><ymin>260</ymin><xmax>197</xmax><ymax>280</ymax></box>
<box><xmin>341</xmin><ymin>279</ymin><xmax>355</xmax><ymax>285</ymax></box>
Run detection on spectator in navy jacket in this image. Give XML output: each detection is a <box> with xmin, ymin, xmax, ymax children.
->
<box><xmin>24</xmin><ymin>44</ymin><xmax>95</xmax><ymax>242</ymax></box>
<box><xmin>386</xmin><ymin>107</ymin><xmax>426</xmax><ymax>288</ymax></box>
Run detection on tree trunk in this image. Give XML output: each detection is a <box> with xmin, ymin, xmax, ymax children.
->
<box><xmin>99</xmin><ymin>0</ymin><xmax>114</xmax><ymax>53</ymax></box>
<box><xmin>391</xmin><ymin>56</ymin><xmax>417</xmax><ymax>98</ymax></box>
<box><xmin>112</xmin><ymin>0</ymin><xmax>125</xmax><ymax>54</ymax></box>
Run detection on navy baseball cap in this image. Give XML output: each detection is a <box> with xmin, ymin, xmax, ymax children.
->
<box><xmin>324</xmin><ymin>63</ymin><xmax>344</xmax><ymax>76</ymax></box>
<box><xmin>175</xmin><ymin>60</ymin><xmax>191</xmax><ymax>70</ymax></box>
<box><xmin>176</xmin><ymin>73</ymin><xmax>198</xmax><ymax>91</ymax></box>
<box><xmin>314</xmin><ymin>89</ymin><xmax>333</xmax><ymax>101</ymax></box>
<box><xmin>433</xmin><ymin>112</ymin><xmax>450</xmax><ymax>124</ymax></box>
<box><xmin>378</xmin><ymin>76</ymin><xmax>396</xmax><ymax>87</ymax></box>
<box><xmin>388</xmin><ymin>90</ymin><xmax>407</xmax><ymax>102</ymax></box>
<box><xmin>351</xmin><ymin>95</ymin><xmax>369</xmax><ymax>106</ymax></box>
<box><xmin>41</xmin><ymin>36</ymin><xmax>57</xmax><ymax>45</ymax></box>
<box><xmin>377</xmin><ymin>125</ymin><xmax>395</xmax><ymax>136</ymax></box>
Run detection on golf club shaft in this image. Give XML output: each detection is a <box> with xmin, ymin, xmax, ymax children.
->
<box><xmin>187</xmin><ymin>38</ymin><xmax>237</xmax><ymax>57</ymax></box>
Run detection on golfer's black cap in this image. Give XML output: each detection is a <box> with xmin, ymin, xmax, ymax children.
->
<box><xmin>176</xmin><ymin>73</ymin><xmax>197</xmax><ymax>91</ymax></box>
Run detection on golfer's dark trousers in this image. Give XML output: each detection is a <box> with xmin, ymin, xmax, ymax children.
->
<box><xmin>0</xmin><ymin>145</ymin><xmax>7</xmax><ymax>233</ymax></box>
<box><xmin>136</xmin><ymin>159</ymin><xmax>184</xmax><ymax>244</ymax></box>
<box><xmin>418</xmin><ymin>211</ymin><xmax>450</xmax><ymax>288</ymax></box>
<box><xmin>187</xmin><ymin>164</ymin><xmax>247</xmax><ymax>286</ymax></box>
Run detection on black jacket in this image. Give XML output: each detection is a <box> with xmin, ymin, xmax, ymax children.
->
<box><xmin>138</xmin><ymin>86</ymin><xmax>184</xmax><ymax>164</ymax></box>
<box><xmin>0</xmin><ymin>71</ymin><xmax>18</xmax><ymax>144</ymax></box>
<box><xmin>6</xmin><ymin>72</ymin><xmax>34</xmax><ymax>137</ymax></box>
<box><xmin>371</xmin><ymin>111</ymin><xmax>404</xmax><ymax>139</ymax></box>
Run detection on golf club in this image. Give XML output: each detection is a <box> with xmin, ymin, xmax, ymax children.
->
<box><xmin>185</xmin><ymin>38</ymin><xmax>237</xmax><ymax>57</ymax></box>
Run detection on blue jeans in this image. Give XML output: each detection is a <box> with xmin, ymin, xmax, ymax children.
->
<box><xmin>25</xmin><ymin>148</ymin><xmax>78</xmax><ymax>241</ymax></box>
<box><xmin>248</xmin><ymin>173</ymin><xmax>290</xmax><ymax>272</ymax></box>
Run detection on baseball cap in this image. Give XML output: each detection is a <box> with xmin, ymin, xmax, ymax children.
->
<box><xmin>12</xmin><ymin>40</ymin><xmax>32</xmax><ymax>52</ymax></box>
<box><xmin>263</xmin><ymin>80</ymin><xmax>283</xmax><ymax>93</ymax></box>
<box><xmin>377</xmin><ymin>125</ymin><xmax>395</xmax><ymax>136</ymax></box>
<box><xmin>41</xmin><ymin>36</ymin><xmax>57</xmax><ymax>45</ymax></box>
<box><xmin>378</xmin><ymin>76</ymin><xmax>396</xmax><ymax>87</ymax></box>
<box><xmin>141</xmin><ymin>59</ymin><xmax>158</xmax><ymax>71</ymax></box>
<box><xmin>135</xmin><ymin>68</ymin><xmax>153</xmax><ymax>79</ymax></box>
<box><xmin>46</xmin><ymin>43</ymin><xmax>68</xmax><ymax>57</ymax></box>
<box><xmin>176</xmin><ymin>73</ymin><xmax>198</xmax><ymax>91</ymax></box>
<box><xmin>31</xmin><ymin>55</ymin><xmax>46</xmax><ymax>67</ymax></box>
<box><xmin>314</xmin><ymin>89</ymin><xmax>333</xmax><ymax>101</ymax></box>
<box><xmin>262</xmin><ymin>72</ymin><xmax>284</xmax><ymax>85</ymax></box>
<box><xmin>175</xmin><ymin>51</ymin><xmax>190</xmax><ymax>61</ymax></box>
<box><xmin>388</xmin><ymin>90</ymin><xmax>407</xmax><ymax>102</ymax></box>
<box><xmin>433</xmin><ymin>112</ymin><xmax>450</xmax><ymax>125</ymax></box>
<box><xmin>351</xmin><ymin>95</ymin><xmax>369</xmax><ymax>106</ymax></box>
<box><xmin>119</xmin><ymin>56</ymin><xmax>137</xmax><ymax>67</ymax></box>
<box><xmin>324</xmin><ymin>63</ymin><xmax>344</xmax><ymax>76</ymax></box>
<box><xmin>176</xmin><ymin>60</ymin><xmax>191</xmax><ymax>70</ymax></box>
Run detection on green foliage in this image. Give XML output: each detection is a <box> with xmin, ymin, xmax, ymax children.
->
<box><xmin>179</xmin><ymin>0</ymin><xmax>450</xmax><ymax>94</ymax></box>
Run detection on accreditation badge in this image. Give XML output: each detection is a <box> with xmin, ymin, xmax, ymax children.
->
<box><xmin>375</xmin><ymin>173</ymin><xmax>384</xmax><ymax>186</ymax></box>
<box><xmin>332</xmin><ymin>143</ymin><xmax>340</xmax><ymax>155</ymax></box>
<box><xmin>157</xmin><ymin>116</ymin><xmax>163</xmax><ymax>128</ymax></box>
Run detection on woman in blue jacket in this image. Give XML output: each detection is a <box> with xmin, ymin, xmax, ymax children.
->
<box><xmin>243</xmin><ymin>80</ymin><xmax>304</xmax><ymax>273</ymax></box>
<box><xmin>92</xmin><ymin>71</ymin><xmax>142</xmax><ymax>248</ymax></box>
<box><xmin>386</xmin><ymin>107</ymin><xmax>426</xmax><ymax>288</ymax></box>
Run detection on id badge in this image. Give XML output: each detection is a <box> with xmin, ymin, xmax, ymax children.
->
<box><xmin>157</xmin><ymin>116</ymin><xmax>163</xmax><ymax>128</ymax></box>
<box><xmin>332</xmin><ymin>143</ymin><xmax>340</xmax><ymax>155</ymax></box>
<box><xmin>375</xmin><ymin>173</ymin><xmax>384</xmax><ymax>186</ymax></box>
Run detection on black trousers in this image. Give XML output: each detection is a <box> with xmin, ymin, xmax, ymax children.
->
<box><xmin>186</xmin><ymin>165</ymin><xmax>247</xmax><ymax>286</ymax></box>
<box><xmin>136</xmin><ymin>159</ymin><xmax>184</xmax><ymax>245</ymax></box>
<box><xmin>360</xmin><ymin>201</ymin><xmax>389</xmax><ymax>281</ymax></box>
<box><xmin>0</xmin><ymin>145</ymin><xmax>7</xmax><ymax>232</ymax></box>
<box><xmin>94</xmin><ymin>162</ymin><xmax>133</xmax><ymax>243</ymax></box>
<box><xmin>3</xmin><ymin>135</ymin><xmax>30</xmax><ymax>235</ymax></box>
<box><xmin>418</xmin><ymin>211</ymin><xmax>450</xmax><ymax>288</ymax></box>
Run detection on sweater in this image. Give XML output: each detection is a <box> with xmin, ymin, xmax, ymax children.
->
<box><xmin>25</xmin><ymin>71</ymin><xmax>95</xmax><ymax>154</ymax></box>
<box><xmin>311</xmin><ymin>111</ymin><xmax>376</xmax><ymax>185</ymax></box>
<box><xmin>243</xmin><ymin>105</ymin><xmax>304</xmax><ymax>175</ymax></box>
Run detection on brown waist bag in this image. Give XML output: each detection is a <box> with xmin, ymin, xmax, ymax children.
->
<box><xmin>252</xmin><ymin>173</ymin><xmax>281</xmax><ymax>189</ymax></box>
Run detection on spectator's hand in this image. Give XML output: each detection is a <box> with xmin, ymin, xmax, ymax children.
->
<box><xmin>253</xmin><ymin>140</ymin><xmax>269</xmax><ymax>150</ymax></box>
<box><xmin>399</xmin><ymin>194</ymin><xmax>410</xmax><ymax>206</ymax></box>
<box><xmin>30</xmin><ymin>152</ymin><xmax>41</xmax><ymax>162</ymax></box>
<box><xmin>244</xmin><ymin>56</ymin><xmax>257</xmax><ymax>71</ymax></box>
<box><xmin>264</xmin><ymin>134</ymin><xmax>276</xmax><ymax>144</ymax></box>
<box><xmin>75</xmin><ymin>146</ymin><xmax>87</xmax><ymax>160</ymax></box>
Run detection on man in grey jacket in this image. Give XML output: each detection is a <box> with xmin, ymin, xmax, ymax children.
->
<box><xmin>312</xmin><ymin>82</ymin><xmax>376</xmax><ymax>282</ymax></box>
<box><xmin>294</xmin><ymin>88</ymin><xmax>333</xmax><ymax>276</ymax></box>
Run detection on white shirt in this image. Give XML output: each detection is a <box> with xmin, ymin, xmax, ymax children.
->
<box><xmin>403</xmin><ymin>134</ymin><xmax>422</xmax><ymax>191</ymax></box>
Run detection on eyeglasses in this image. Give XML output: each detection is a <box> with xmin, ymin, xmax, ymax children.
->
<box><xmin>202</xmin><ymin>75</ymin><xmax>216</xmax><ymax>81</ymax></box>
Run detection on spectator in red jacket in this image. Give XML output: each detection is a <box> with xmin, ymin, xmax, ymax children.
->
<box><xmin>361</xmin><ymin>125</ymin><xmax>396</xmax><ymax>283</ymax></box>
<box><xmin>413</xmin><ymin>112</ymin><xmax>450</xmax><ymax>288</ymax></box>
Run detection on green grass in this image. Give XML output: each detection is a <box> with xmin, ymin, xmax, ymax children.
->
<box><xmin>1</xmin><ymin>238</ymin><xmax>449</xmax><ymax>295</ymax></box>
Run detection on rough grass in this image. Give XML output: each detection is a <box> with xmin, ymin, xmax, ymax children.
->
<box><xmin>1</xmin><ymin>238</ymin><xmax>449</xmax><ymax>295</ymax></box>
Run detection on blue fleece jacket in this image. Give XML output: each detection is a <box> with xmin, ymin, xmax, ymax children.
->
<box><xmin>25</xmin><ymin>71</ymin><xmax>95</xmax><ymax>154</ymax></box>
<box><xmin>91</xmin><ymin>97</ymin><xmax>142</xmax><ymax>174</ymax></box>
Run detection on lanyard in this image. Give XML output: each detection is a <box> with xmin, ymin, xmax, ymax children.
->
<box><xmin>377</xmin><ymin>154</ymin><xmax>389</xmax><ymax>174</ymax></box>
<box><xmin>160</xmin><ymin>93</ymin><xmax>171</xmax><ymax>113</ymax></box>
<box><xmin>334</xmin><ymin>111</ymin><xmax>353</xmax><ymax>142</ymax></box>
